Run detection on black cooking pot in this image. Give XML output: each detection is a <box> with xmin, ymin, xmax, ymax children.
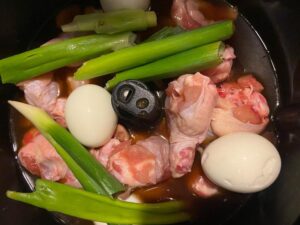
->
<box><xmin>1</xmin><ymin>0</ymin><xmax>300</xmax><ymax>225</ymax></box>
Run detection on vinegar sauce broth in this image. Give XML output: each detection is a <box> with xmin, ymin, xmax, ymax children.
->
<box><xmin>9</xmin><ymin>0</ymin><xmax>277</xmax><ymax>224</ymax></box>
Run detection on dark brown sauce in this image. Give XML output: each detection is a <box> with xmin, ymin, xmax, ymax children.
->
<box><xmin>134</xmin><ymin>154</ymin><xmax>248</xmax><ymax>224</ymax></box>
<box><xmin>195</xmin><ymin>0</ymin><xmax>238</xmax><ymax>21</ymax></box>
<box><xmin>54</xmin><ymin>67</ymin><xmax>78</xmax><ymax>97</ymax></box>
<box><xmin>130</xmin><ymin>117</ymin><xmax>169</xmax><ymax>143</ymax></box>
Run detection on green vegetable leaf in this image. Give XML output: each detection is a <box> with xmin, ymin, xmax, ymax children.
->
<box><xmin>7</xmin><ymin>179</ymin><xmax>190</xmax><ymax>224</ymax></box>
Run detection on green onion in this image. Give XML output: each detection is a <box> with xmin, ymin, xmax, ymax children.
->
<box><xmin>8</xmin><ymin>101</ymin><xmax>124</xmax><ymax>196</ymax></box>
<box><xmin>106</xmin><ymin>41</ymin><xmax>224</xmax><ymax>89</ymax></box>
<box><xmin>75</xmin><ymin>20</ymin><xmax>234</xmax><ymax>80</ymax></box>
<box><xmin>7</xmin><ymin>179</ymin><xmax>190</xmax><ymax>224</ymax></box>
<box><xmin>46</xmin><ymin>136</ymin><xmax>105</xmax><ymax>194</ymax></box>
<box><xmin>0</xmin><ymin>33</ymin><xmax>136</xmax><ymax>84</ymax></box>
<box><xmin>62</xmin><ymin>9</ymin><xmax>157</xmax><ymax>34</ymax></box>
<box><xmin>145</xmin><ymin>26</ymin><xmax>184</xmax><ymax>42</ymax></box>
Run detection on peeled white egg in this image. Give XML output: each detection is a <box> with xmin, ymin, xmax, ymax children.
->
<box><xmin>201</xmin><ymin>132</ymin><xmax>281</xmax><ymax>193</ymax></box>
<box><xmin>100</xmin><ymin>0</ymin><xmax>150</xmax><ymax>11</ymax></box>
<box><xmin>65</xmin><ymin>84</ymin><xmax>117</xmax><ymax>148</ymax></box>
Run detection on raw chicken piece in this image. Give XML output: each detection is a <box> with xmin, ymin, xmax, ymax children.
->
<box><xmin>92</xmin><ymin>135</ymin><xmax>170</xmax><ymax>187</ymax></box>
<box><xmin>202</xmin><ymin>46</ymin><xmax>236</xmax><ymax>83</ymax></box>
<box><xmin>211</xmin><ymin>75</ymin><xmax>270</xmax><ymax>136</ymax></box>
<box><xmin>171</xmin><ymin>0</ymin><xmax>212</xmax><ymax>30</ymax></box>
<box><xmin>60</xmin><ymin>170</ymin><xmax>81</xmax><ymax>188</ymax></box>
<box><xmin>108</xmin><ymin>141</ymin><xmax>157</xmax><ymax>187</ymax></box>
<box><xmin>237</xmin><ymin>75</ymin><xmax>264</xmax><ymax>92</ymax></box>
<box><xmin>137</xmin><ymin>136</ymin><xmax>171</xmax><ymax>181</ymax></box>
<box><xmin>17</xmin><ymin>73</ymin><xmax>66</xmax><ymax>126</ymax></box>
<box><xmin>51</xmin><ymin>98</ymin><xmax>67</xmax><ymax>127</ymax></box>
<box><xmin>22</xmin><ymin>128</ymin><xmax>40</xmax><ymax>146</ymax></box>
<box><xmin>165</xmin><ymin>73</ymin><xmax>218</xmax><ymax>177</ymax></box>
<box><xmin>108</xmin><ymin>136</ymin><xmax>170</xmax><ymax>187</ymax></box>
<box><xmin>171</xmin><ymin>0</ymin><xmax>237</xmax><ymax>30</ymax></box>
<box><xmin>18</xmin><ymin>131</ymin><xmax>80</xmax><ymax>187</ymax></box>
<box><xmin>90</xmin><ymin>124</ymin><xmax>130</xmax><ymax>166</ymax></box>
<box><xmin>191</xmin><ymin>175</ymin><xmax>219</xmax><ymax>198</ymax></box>
<box><xmin>18</xmin><ymin>73</ymin><xmax>59</xmax><ymax>112</ymax></box>
<box><xmin>90</xmin><ymin>138</ymin><xmax>121</xmax><ymax>167</ymax></box>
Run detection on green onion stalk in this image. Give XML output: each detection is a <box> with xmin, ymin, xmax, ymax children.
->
<box><xmin>145</xmin><ymin>26</ymin><xmax>184</xmax><ymax>42</ymax></box>
<box><xmin>0</xmin><ymin>33</ymin><xmax>136</xmax><ymax>84</ymax></box>
<box><xmin>75</xmin><ymin>20</ymin><xmax>234</xmax><ymax>80</ymax></box>
<box><xmin>7</xmin><ymin>179</ymin><xmax>190</xmax><ymax>224</ymax></box>
<box><xmin>106</xmin><ymin>41</ymin><xmax>224</xmax><ymax>89</ymax></box>
<box><xmin>62</xmin><ymin>9</ymin><xmax>157</xmax><ymax>34</ymax></box>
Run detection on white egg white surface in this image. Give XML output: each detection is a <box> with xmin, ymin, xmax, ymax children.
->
<box><xmin>65</xmin><ymin>84</ymin><xmax>117</xmax><ymax>148</ymax></box>
<box><xmin>100</xmin><ymin>0</ymin><xmax>150</xmax><ymax>11</ymax></box>
<box><xmin>201</xmin><ymin>132</ymin><xmax>281</xmax><ymax>193</ymax></box>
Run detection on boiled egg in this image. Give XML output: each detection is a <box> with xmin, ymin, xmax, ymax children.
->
<box><xmin>100</xmin><ymin>0</ymin><xmax>150</xmax><ymax>11</ymax></box>
<box><xmin>65</xmin><ymin>84</ymin><xmax>117</xmax><ymax>148</ymax></box>
<box><xmin>201</xmin><ymin>132</ymin><xmax>281</xmax><ymax>193</ymax></box>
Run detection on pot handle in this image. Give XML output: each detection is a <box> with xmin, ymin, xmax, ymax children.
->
<box><xmin>275</xmin><ymin>104</ymin><xmax>300</xmax><ymax>131</ymax></box>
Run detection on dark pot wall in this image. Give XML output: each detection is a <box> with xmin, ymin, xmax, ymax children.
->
<box><xmin>225</xmin><ymin>1</ymin><xmax>300</xmax><ymax>225</ymax></box>
<box><xmin>229</xmin><ymin>0</ymin><xmax>300</xmax><ymax>105</ymax></box>
<box><xmin>0</xmin><ymin>0</ymin><xmax>299</xmax><ymax>225</ymax></box>
<box><xmin>0</xmin><ymin>0</ymin><xmax>67</xmax><ymax>224</ymax></box>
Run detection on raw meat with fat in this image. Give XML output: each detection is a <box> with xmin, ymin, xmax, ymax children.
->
<box><xmin>18</xmin><ymin>73</ymin><xmax>59</xmax><ymax>112</ymax></box>
<box><xmin>165</xmin><ymin>73</ymin><xmax>218</xmax><ymax>177</ymax></box>
<box><xmin>171</xmin><ymin>0</ymin><xmax>237</xmax><ymax>30</ymax></box>
<box><xmin>171</xmin><ymin>0</ymin><xmax>212</xmax><ymax>30</ymax></box>
<box><xmin>51</xmin><ymin>98</ymin><xmax>67</xmax><ymax>127</ymax></box>
<box><xmin>18</xmin><ymin>130</ymin><xmax>80</xmax><ymax>187</ymax></box>
<box><xmin>191</xmin><ymin>175</ymin><xmax>219</xmax><ymax>197</ymax></box>
<box><xmin>92</xmin><ymin>136</ymin><xmax>170</xmax><ymax>187</ymax></box>
<box><xmin>202</xmin><ymin>46</ymin><xmax>236</xmax><ymax>83</ymax></box>
<box><xmin>211</xmin><ymin>75</ymin><xmax>270</xmax><ymax>136</ymax></box>
<box><xmin>90</xmin><ymin>138</ymin><xmax>121</xmax><ymax>167</ymax></box>
<box><xmin>90</xmin><ymin>124</ymin><xmax>130</xmax><ymax>166</ymax></box>
<box><xmin>17</xmin><ymin>73</ymin><xmax>66</xmax><ymax>126</ymax></box>
<box><xmin>108</xmin><ymin>141</ymin><xmax>157</xmax><ymax>187</ymax></box>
